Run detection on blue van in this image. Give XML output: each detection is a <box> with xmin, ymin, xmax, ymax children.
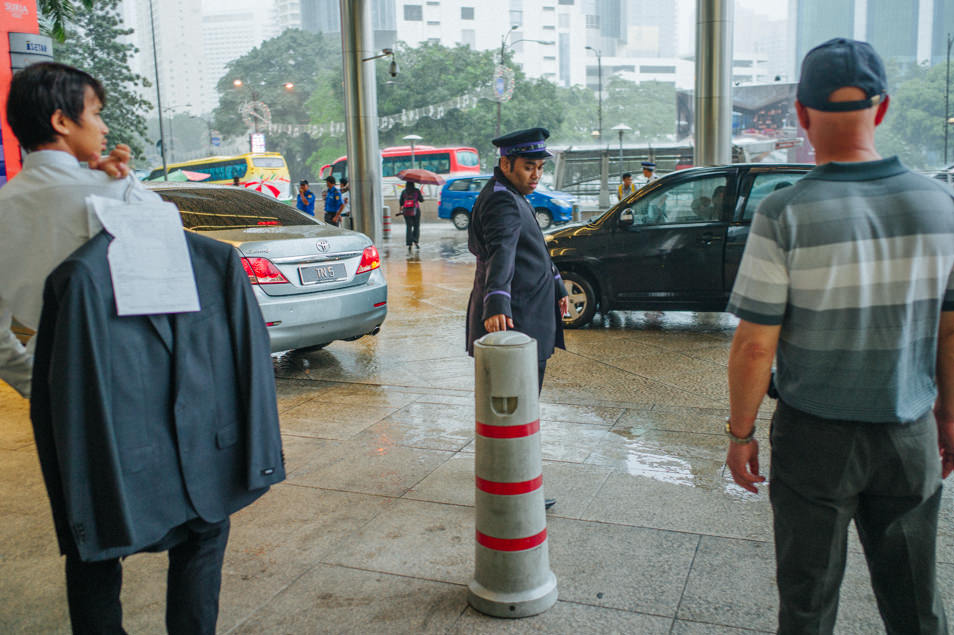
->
<box><xmin>437</xmin><ymin>174</ymin><xmax>576</xmax><ymax>230</ymax></box>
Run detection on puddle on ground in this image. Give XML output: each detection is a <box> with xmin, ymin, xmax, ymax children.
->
<box><xmin>605</xmin><ymin>427</ymin><xmax>696</xmax><ymax>487</ymax></box>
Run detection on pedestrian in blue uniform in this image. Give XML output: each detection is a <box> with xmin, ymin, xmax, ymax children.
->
<box><xmin>323</xmin><ymin>176</ymin><xmax>342</xmax><ymax>226</ymax></box>
<box><xmin>296</xmin><ymin>179</ymin><xmax>316</xmax><ymax>216</ymax></box>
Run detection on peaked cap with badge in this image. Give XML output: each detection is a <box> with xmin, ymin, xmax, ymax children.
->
<box><xmin>493</xmin><ymin>127</ymin><xmax>553</xmax><ymax>160</ymax></box>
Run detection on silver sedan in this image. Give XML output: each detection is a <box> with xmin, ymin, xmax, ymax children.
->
<box><xmin>150</xmin><ymin>183</ymin><xmax>387</xmax><ymax>353</ymax></box>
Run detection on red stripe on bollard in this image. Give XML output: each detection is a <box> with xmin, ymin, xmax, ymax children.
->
<box><xmin>475</xmin><ymin>474</ymin><xmax>543</xmax><ymax>495</ymax></box>
<box><xmin>476</xmin><ymin>528</ymin><xmax>547</xmax><ymax>552</ymax></box>
<box><xmin>476</xmin><ymin>419</ymin><xmax>540</xmax><ymax>439</ymax></box>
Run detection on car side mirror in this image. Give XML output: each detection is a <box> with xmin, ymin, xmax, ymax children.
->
<box><xmin>619</xmin><ymin>207</ymin><xmax>634</xmax><ymax>227</ymax></box>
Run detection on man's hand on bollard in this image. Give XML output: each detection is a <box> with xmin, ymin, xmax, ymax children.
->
<box><xmin>484</xmin><ymin>313</ymin><xmax>514</xmax><ymax>333</ymax></box>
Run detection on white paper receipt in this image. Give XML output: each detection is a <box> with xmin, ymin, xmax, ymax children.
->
<box><xmin>86</xmin><ymin>195</ymin><xmax>201</xmax><ymax>316</ymax></box>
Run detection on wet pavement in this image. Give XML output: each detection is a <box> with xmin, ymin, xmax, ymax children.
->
<box><xmin>3</xmin><ymin>222</ymin><xmax>954</xmax><ymax>633</ymax></box>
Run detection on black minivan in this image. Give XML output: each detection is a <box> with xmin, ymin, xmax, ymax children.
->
<box><xmin>546</xmin><ymin>164</ymin><xmax>813</xmax><ymax>328</ymax></box>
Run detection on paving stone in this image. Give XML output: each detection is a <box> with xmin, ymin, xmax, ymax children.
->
<box><xmin>547</xmin><ymin>517</ymin><xmax>698</xmax><ymax>616</ymax></box>
<box><xmin>230</xmin><ymin>564</ymin><xmax>466</xmax><ymax>634</ymax></box>
<box><xmin>450</xmin><ymin>603</ymin><xmax>673</xmax><ymax>634</ymax></box>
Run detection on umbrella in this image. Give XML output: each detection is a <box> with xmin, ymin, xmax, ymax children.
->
<box><xmin>145</xmin><ymin>169</ymin><xmax>189</xmax><ymax>182</ymax></box>
<box><xmin>242</xmin><ymin>180</ymin><xmax>281</xmax><ymax>198</ymax></box>
<box><xmin>396</xmin><ymin>168</ymin><xmax>445</xmax><ymax>185</ymax></box>
<box><xmin>180</xmin><ymin>169</ymin><xmax>211</xmax><ymax>182</ymax></box>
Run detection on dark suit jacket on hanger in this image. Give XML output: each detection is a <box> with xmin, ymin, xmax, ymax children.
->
<box><xmin>31</xmin><ymin>230</ymin><xmax>285</xmax><ymax>562</ymax></box>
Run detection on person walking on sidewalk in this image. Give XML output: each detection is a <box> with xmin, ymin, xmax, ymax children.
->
<box><xmin>399</xmin><ymin>181</ymin><xmax>423</xmax><ymax>251</ymax></box>
<box><xmin>725</xmin><ymin>38</ymin><xmax>954</xmax><ymax>634</ymax></box>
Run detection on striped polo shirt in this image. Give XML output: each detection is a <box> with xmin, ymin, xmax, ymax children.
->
<box><xmin>727</xmin><ymin>157</ymin><xmax>954</xmax><ymax>423</ymax></box>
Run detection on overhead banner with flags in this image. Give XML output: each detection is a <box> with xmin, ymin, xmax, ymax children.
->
<box><xmin>262</xmin><ymin>83</ymin><xmax>498</xmax><ymax>139</ymax></box>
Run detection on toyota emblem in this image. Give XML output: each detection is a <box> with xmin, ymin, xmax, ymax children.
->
<box><xmin>316</xmin><ymin>240</ymin><xmax>330</xmax><ymax>252</ymax></box>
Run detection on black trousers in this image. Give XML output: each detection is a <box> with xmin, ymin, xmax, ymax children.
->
<box><xmin>323</xmin><ymin>212</ymin><xmax>339</xmax><ymax>226</ymax></box>
<box><xmin>538</xmin><ymin>359</ymin><xmax>546</xmax><ymax>393</ymax></box>
<box><xmin>404</xmin><ymin>213</ymin><xmax>420</xmax><ymax>246</ymax></box>
<box><xmin>65</xmin><ymin>518</ymin><xmax>230</xmax><ymax>635</ymax></box>
<box><xmin>770</xmin><ymin>401</ymin><xmax>947</xmax><ymax>634</ymax></box>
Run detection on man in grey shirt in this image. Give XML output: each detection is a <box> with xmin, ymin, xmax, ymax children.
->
<box><xmin>725</xmin><ymin>39</ymin><xmax>954</xmax><ymax>633</ymax></box>
<box><xmin>0</xmin><ymin>63</ymin><xmax>145</xmax><ymax>398</ymax></box>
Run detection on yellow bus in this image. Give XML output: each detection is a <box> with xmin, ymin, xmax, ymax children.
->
<box><xmin>145</xmin><ymin>152</ymin><xmax>292</xmax><ymax>199</ymax></box>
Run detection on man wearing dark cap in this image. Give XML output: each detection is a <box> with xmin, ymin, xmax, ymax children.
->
<box><xmin>725</xmin><ymin>38</ymin><xmax>954</xmax><ymax>633</ymax></box>
<box><xmin>466</xmin><ymin>127</ymin><xmax>569</xmax><ymax>394</ymax></box>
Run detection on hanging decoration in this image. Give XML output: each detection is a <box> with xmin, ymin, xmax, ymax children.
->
<box><xmin>259</xmin><ymin>81</ymin><xmax>505</xmax><ymax>139</ymax></box>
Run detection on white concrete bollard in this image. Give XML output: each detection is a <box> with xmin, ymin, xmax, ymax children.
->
<box><xmin>468</xmin><ymin>331</ymin><xmax>558</xmax><ymax>618</ymax></box>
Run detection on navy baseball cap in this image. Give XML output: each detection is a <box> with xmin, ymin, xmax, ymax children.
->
<box><xmin>797</xmin><ymin>38</ymin><xmax>887</xmax><ymax>112</ymax></box>
<box><xmin>493</xmin><ymin>127</ymin><xmax>552</xmax><ymax>159</ymax></box>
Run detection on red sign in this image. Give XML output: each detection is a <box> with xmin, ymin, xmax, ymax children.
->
<box><xmin>1</xmin><ymin>0</ymin><xmax>39</xmax><ymax>185</ymax></box>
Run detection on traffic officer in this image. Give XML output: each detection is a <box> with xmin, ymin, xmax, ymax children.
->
<box><xmin>296</xmin><ymin>179</ymin><xmax>316</xmax><ymax>216</ymax></box>
<box><xmin>639</xmin><ymin>161</ymin><xmax>659</xmax><ymax>185</ymax></box>
<box><xmin>466</xmin><ymin>127</ymin><xmax>569</xmax><ymax>393</ymax></box>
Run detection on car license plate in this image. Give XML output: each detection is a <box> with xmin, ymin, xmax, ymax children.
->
<box><xmin>299</xmin><ymin>262</ymin><xmax>346</xmax><ymax>284</ymax></box>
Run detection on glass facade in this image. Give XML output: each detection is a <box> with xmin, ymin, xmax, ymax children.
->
<box><xmin>795</xmin><ymin>0</ymin><xmax>854</xmax><ymax>74</ymax></box>
<box><xmin>867</xmin><ymin>0</ymin><xmax>918</xmax><ymax>64</ymax></box>
<box><xmin>933</xmin><ymin>0</ymin><xmax>954</xmax><ymax>66</ymax></box>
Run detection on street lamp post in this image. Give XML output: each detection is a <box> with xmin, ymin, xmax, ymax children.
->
<box><xmin>403</xmin><ymin>134</ymin><xmax>422</xmax><ymax>168</ymax></box>
<box><xmin>148</xmin><ymin>0</ymin><xmax>168</xmax><ymax>180</ymax></box>
<box><xmin>497</xmin><ymin>25</ymin><xmax>518</xmax><ymax>136</ymax></box>
<box><xmin>585</xmin><ymin>46</ymin><xmax>603</xmax><ymax>142</ymax></box>
<box><xmin>611</xmin><ymin>123</ymin><xmax>632</xmax><ymax>170</ymax></box>
<box><xmin>163</xmin><ymin>103</ymin><xmax>191</xmax><ymax>163</ymax></box>
<box><xmin>946</xmin><ymin>33</ymin><xmax>953</xmax><ymax>165</ymax></box>
<box><xmin>495</xmin><ymin>36</ymin><xmax>555</xmax><ymax>136</ymax></box>
<box><xmin>232</xmin><ymin>79</ymin><xmax>261</xmax><ymax>133</ymax></box>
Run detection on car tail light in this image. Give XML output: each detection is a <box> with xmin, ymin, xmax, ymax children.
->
<box><xmin>241</xmin><ymin>257</ymin><xmax>289</xmax><ymax>285</ymax></box>
<box><xmin>356</xmin><ymin>245</ymin><xmax>380</xmax><ymax>274</ymax></box>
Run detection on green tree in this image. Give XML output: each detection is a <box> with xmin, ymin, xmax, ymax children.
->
<box><xmin>53</xmin><ymin>0</ymin><xmax>152</xmax><ymax>159</ymax></box>
<box><xmin>39</xmin><ymin>0</ymin><xmax>93</xmax><ymax>41</ymax></box>
<box><xmin>373</xmin><ymin>42</ymin><xmax>575</xmax><ymax>168</ymax></box>
<box><xmin>212</xmin><ymin>29</ymin><xmax>341</xmax><ymax>181</ymax></box>
<box><xmin>602</xmin><ymin>77</ymin><xmax>677</xmax><ymax>142</ymax></box>
<box><xmin>875</xmin><ymin>62</ymin><xmax>946</xmax><ymax>169</ymax></box>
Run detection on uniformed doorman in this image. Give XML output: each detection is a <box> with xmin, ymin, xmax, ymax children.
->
<box><xmin>465</xmin><ymin>127</ymin><xmax>569</xmax><ymax>393</ymax></box>
<box><xmin>639</xmin><ymin>161</ymin><xmax>658</xmax><ymax>186</ymax></box>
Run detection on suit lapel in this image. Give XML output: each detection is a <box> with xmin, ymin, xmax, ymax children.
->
<box><xmin>147</xmin><ymin>315</ymin><xmax>174</xmax><ymax>355</ymax></box>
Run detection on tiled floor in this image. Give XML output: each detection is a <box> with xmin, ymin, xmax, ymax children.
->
<box><xmin>2</xmin><ymin>224</ymin><xmax>952</xmax><ymax>633</ymax></box>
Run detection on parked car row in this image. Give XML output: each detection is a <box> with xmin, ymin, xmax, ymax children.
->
<box><xmin>437</xmin><ymin>174</ymin><xmax>577</xmax><ymax>230</ymax></box>
<box><xmin>546</xmin><ymin>163</ymin><xmax>814</xmax><ymax>328</ymax></box>
<box><xmin>151</xmin><ymin>164</ymin><xmax>815</xmax><ymax>349</ymax></box>
<box><xmin>148</xmin><ymin>183</ymin><xmax>387</xmax><ymax>353</ymax></box>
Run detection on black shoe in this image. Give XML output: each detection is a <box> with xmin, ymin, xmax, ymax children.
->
<box><xmin>545</xmin><ymin>498</ymin><xmax>556</xmax><ymax>510</ymax></box>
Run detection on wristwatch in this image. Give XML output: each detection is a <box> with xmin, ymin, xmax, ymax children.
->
<box><xmin>725</xmin><ymin>418</ymin><xmax>756</xmax><ymax>444</ymax></box>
